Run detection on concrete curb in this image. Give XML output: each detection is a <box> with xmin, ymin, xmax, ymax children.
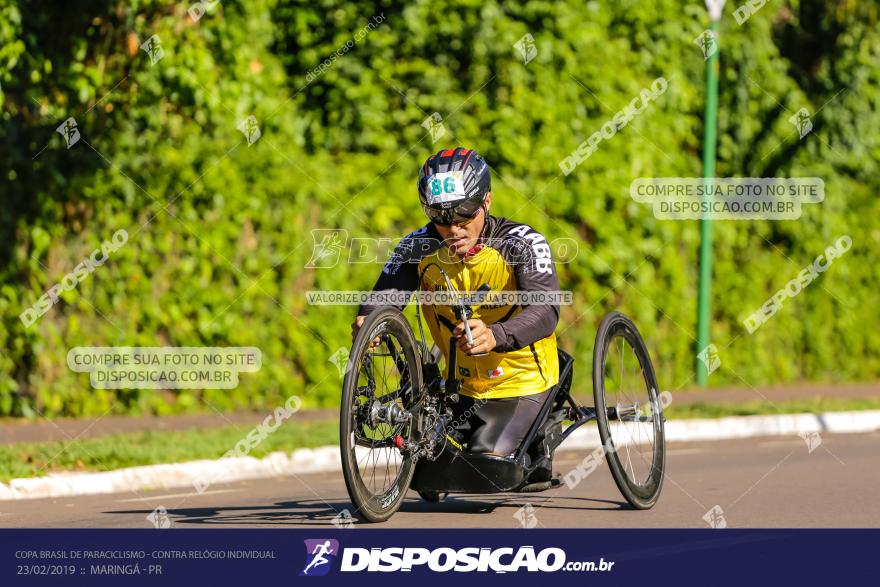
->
<box><xmin>0</xmin><ymin>446</ymin><xmax>344</xmax><ymax>502</ymax></box>
<box><xmin>1</xmin><ymin>410</ymin><xmax>878</xmax><ymax>502</ymax></box>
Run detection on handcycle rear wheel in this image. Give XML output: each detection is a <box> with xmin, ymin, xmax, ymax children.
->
<box><xmin>340</xmin><ymin>307</ymin><xmax>423</xmax><ymax>522</ymax></box>
<box><xmin>592</xmin><ymin>312</ymin><xmax>666</xmax><ymax>509</ymax></box>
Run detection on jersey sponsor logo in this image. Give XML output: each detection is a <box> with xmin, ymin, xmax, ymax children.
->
<box><xmin>382</xmin><ymin>227</ymin><xmax>430</xmax><ymax>275</ymax></box>
<box><xmin>507</xmin><ymin>225</ymin><xmax>553</xmax><ymax>274</ymax></box>
<box><xmin>487</xmin><ymin>367</ymin><xmax>504</xmax><ymax>379</ymax></box>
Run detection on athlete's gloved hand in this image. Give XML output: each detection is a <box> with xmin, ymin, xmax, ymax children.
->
<box><xmin>453</xmin><ymin>319</ymin><xmax>496</xmax><ymax>355</ymax></box>
<box><xmin>351</xmin><ymin>315</ymin><xmax>381</xmax><ymax>349</ymax></box>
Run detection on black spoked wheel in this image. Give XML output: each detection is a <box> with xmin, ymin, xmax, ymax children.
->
<box><xmin>592</xmin><ymin>312</ymin><xmax>665</xmax><ymax>509</ymax></box>
<box><xmin>340</xmin><ymin>307</ymin><xmax>423</xmax><ymax>522</ymax></box>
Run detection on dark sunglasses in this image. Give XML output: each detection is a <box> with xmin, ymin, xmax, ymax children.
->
<box><xmin>423</xmin><ymin>201</ymin><xmax>483</xmax><ymax>226</ymax></box>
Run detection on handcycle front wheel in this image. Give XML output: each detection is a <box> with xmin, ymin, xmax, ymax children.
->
<box><xmin>592</xmin><ymin>312</ymin><xmax>666</xmax><ymax>509</ymax></box>
<box><xmin>340</xmin><ymin>307</ymin><xmax>424</xmax><ymax>522</ymax></box>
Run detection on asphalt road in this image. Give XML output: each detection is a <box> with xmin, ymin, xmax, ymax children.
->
<box><xmin>1</xmin><ymin>431</ymin><xmax>877</xmax><ymax>528</ymax></box>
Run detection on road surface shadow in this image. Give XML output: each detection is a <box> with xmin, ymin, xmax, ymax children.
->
<box><xmin>110</xmin><ymin>500</ymin><xmax>355</xmax><ymax>526</ymax></box>
<box><xmin>403</xmin><ymin>494</ymin><xmax>629</xmax><ymax>515</ymax></box>
<box><xmin>107</xmin><ymin>494</ymin><xmax>629</xmax><ymax>526</ymax></box>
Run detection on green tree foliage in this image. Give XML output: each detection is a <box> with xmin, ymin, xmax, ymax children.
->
<box><xmin>0</xmin><ymin>0</ymin><xmax>878</xmax><ymax>417</ymax></box>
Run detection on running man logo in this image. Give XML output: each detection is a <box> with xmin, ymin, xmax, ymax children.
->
<box><xmin>56</xmin><ymin>117</ymin><xmax>80</xmax><ymax>149</ymax></box>
<box><xmin>306</xmin><ymin>229</ymin><xmax>348</xmax><ymax>268</ymax></box>
<box><xmin>697</xmin><ymin>344</ymin><xmax>721</xmax><ymax>376</ymax></box>
<box><xmin>236</xmin><ymin>115</ymin><xmax>262</xmax><ymax>146</ymax></box>
<box><xmin>513</xmin><ymin>503</ymin><xmax>538</xmax><ymax>528</ymax></box>
<box><xmin>513</xmin><ymin>33</ymin><xmax>538</xmax><ymax>65</ymax></box>
<box><xmin>421</xmin><ymin>112</ymin><xmax>446</xmax><ymax>143</ymax></box>
<box><xmin>300</xmin><ymin>539</ymin><xmax>340</xmax><ymax>577</ymax></box>
<box><xmin>146</xmin><ymin>505</ymin><xmax>172</xmax><ymax>529</ymax></box>
<box><xmin>328</xmin><ymin>346</ymin><xmax>352</xmax><ymax>379</ymax></box>
<box><xmin>788</xmin><ymin>108</ymin><xmax>813</xmax><ymax>139</ymax></box>
<box><xmin>798</xmin><ymin>430</ymin><xmax>822</xmax><ymax>454</ymax></box>
<box><xmin>139</xmin><ymin>34</ymin><xmax>165</xmax><ymax>65</ymax></box>
<box><xmin>694</xmin><ymin>29</ymin><xmax>718</xmax><ymax>60</ymax></box>
<box><xmin>703</xmin><ymin>505</ymin><xmax>727</xmax><ymax>529</ymax></box>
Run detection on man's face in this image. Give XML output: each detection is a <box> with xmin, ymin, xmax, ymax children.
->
<box><xmin>433</xmin><ymin>193</ymin><xmax>491</xmax><ymax>257</ymax></box>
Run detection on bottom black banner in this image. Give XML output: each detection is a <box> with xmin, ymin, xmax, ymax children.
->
<box><xmin>3</xmin><ymin>529</ymin><xmax>875</xmax><ymax>585</ymax></box>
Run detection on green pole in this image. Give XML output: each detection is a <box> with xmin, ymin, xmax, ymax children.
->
<box><xmin>696</xmin><ymin>19</ymin><xmax>720</xmax><ymax>386</ymax></box>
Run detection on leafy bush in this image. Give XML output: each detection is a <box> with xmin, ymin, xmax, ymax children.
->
<box><xmin>0</xmin><ymin>0</ymin><xmax>878</xmax><ymax>417</ymax></box>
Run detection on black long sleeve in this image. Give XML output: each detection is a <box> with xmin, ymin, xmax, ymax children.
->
<box><xmin>487</xmin><ymin>219</ymin><xmax>560</xmax><ymax>351</ymax></box>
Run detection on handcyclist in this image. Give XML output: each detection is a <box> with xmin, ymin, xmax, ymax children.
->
<box><xmin>352</xmin><ymin>147</ymin><xmax>562</xmax><ymax>484</ymax></box>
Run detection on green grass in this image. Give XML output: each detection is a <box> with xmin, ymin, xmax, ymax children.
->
<box><xmin>571</xmin><ymin>394</ymin><xmax>880</xmax><ymax>419</ymax></box>
<box><xmin>665</xmin><ymin>397</ymin><xmax>880</xmax><ymax>419</ymax></box>
<box><xmin>0</xmin><ymin>420</ymin><xmax>339</xmax><ymax>483</ymax></box>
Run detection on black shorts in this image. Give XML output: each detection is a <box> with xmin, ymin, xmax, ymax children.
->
<box><xmin>449</xmin><ymin>388</ymin><xmax>551</xmax><ymax>457</ymax></box>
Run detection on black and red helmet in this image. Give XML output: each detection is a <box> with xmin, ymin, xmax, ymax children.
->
<box><xmin>418</xmin><ymin>147</ymin><xmax>491</xmax><ymax>225</ymax></box>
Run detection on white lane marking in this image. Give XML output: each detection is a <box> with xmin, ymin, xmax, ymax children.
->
<box><xmin>116</xmin><ymin>488</ymin><xmax>242</xmax><ymax>503</ymax></box>
<box><xmin>757</xmin><ymin>440</ymin><xmax>806</xmax><ymax>448</ymax></box>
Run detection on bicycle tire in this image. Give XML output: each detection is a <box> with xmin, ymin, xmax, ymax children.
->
<box><xmin>340</xmin><ymin>307</ymin><xmax>423</xmax><ymax>522</ymax></box>
<box><xmin>592</xmin><ymin>311</ymin><xmax>666</xmax><ymax>509</ymax></box>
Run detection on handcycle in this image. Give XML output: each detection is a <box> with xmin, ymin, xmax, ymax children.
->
<box><xmin>340</xmin><ymin>285</ymin><xmax>666</xmax><ymax>523</ymax></box>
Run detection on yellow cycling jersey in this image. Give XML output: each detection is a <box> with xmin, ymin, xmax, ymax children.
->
<box><xmin>361</xmin><ymin>215</ymin><xmax>560</xmax><ymax>399</ymax></box>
